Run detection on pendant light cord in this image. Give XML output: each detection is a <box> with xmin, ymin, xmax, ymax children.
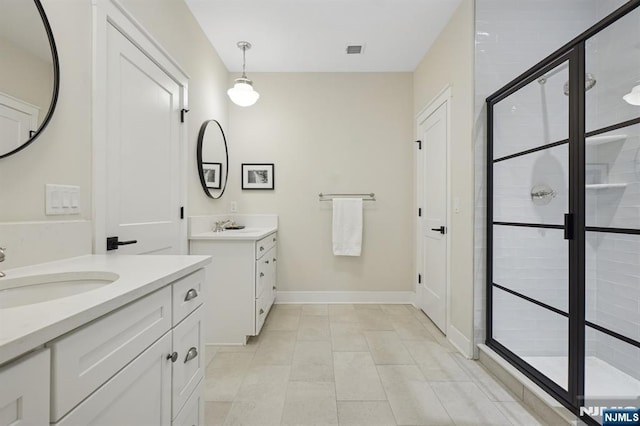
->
<box><xmin>241</xmin><ymin>44</ymin><xmax>247</xmax><ymax>79</ymax></box>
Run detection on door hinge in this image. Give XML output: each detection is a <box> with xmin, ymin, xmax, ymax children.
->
<box><xmin>180</xmin><ymin>109</ymin><xmax>190</xmax><ymax>123</ymax></box>
<box><xmin>180</xmin><ymin>206</ymin><xmax>184</xmax><ymax>219</ymax></box>
<box><xmin>418</xmin><ymin>274</ymin><xmax>422</xmax><ymax>284</ymax></box>
<box><xmin>415</xmin><ymin>140</ymin><xmax>422</xmax><ymax>150</ymax></box>
<box><xmin>418</xmin><ymin>208</ymin><xmax>422</xmax><ymax>217</ymax></box>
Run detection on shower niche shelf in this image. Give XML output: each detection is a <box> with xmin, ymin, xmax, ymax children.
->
<box><xmin>585</xmin><ymin>134</ymin><xmax>627</xmax><ymax>146</ymax></box>
<box><xmin>585</xmin><ymin>183</ymin><xmax>627</xmax><ymax>190</ymax></box>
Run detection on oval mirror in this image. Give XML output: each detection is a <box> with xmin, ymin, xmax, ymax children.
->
<box><xmin>197</xmin><ymin>120</ymin><xmax>229</xmax><ymax>199</ymax></box>
<box><xmin>0</xmin><ymin>0</ymin><xmax>59</xmax><ymax>159</ymax></box>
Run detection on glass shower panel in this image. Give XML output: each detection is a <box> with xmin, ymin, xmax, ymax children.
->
<box><xmin>492</xmin><ymin>286</ymin><xmax>568</xmax><ymax>390</ymax></box>
<box><xmin>586</xmin><ymin>6</ymin><xmax>640</xmax><ymax>133</ymax></box>
<box><xmin>585</xmin><ymin>123</ymin><xmax>640</xmax><ymax>230</ymax></box>
<box><xmin>493</xmin><ymin>144</ymin><xmax>568</xmax><ymax>225</ymax></box>
<box><xmin>493</xmin><ymin>61</ymin><xmax>569</xmax><ymax>159</ymax></box>
<box><xmin>585</xmin><ymin>231</ymin><xmax>640</xmax><ymax>343</ymax></box>
<box><xmin>584</xmin><ymin>326</ymin><xmax>640</xmax><ymax>426</ymax></box>
<box><xmin>493</xmin><ymin>225</ymin><xmax>568</xmax><ymax>312</ymax></box>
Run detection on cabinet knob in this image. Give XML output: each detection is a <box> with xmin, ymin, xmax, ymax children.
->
<box><xmin>259</xmin><ymin>308</ymin><xmax>264</xmax><ymax>314</ymax></box>
<box><xmin>184</xmin><ymin>288</ymin><xmax>199</xmax><ymax>302</ymax></box>
<box><xmin>273</xmin><ymin>258</ymin><xmax>276</xmax><ymax>263</ymax></box>
<box><xmin>184</xmin><ymin>347</ymin><xmax>198</xmax><ymax>363</ymax></box>
<box><xmin>265</xmin><ymin>260</ymin><xmax>269</xmax><ymax>264</ymax></box>
<box><xmin>260</xmin><ymin>272</ymin><xmax>265</xmax><ymax>277</ymax></box>
<box><xmin>259</xmin><ymin>246</ymin><xmax>264</xmax><ymax>251</ymax></box>
<box><xmin>167</xmin><ymin>352</ymin><xmax>178</xmax><ymax>363</ymax></box>
<box><xmin>273</xmin><ymin>286</ymin><xmax>276</xmax><ymax>290</ymax></box>
<box><xmin>273</xmin><ymin>237</ymin><xmax>276</xmax><ymax>242</ymax></box>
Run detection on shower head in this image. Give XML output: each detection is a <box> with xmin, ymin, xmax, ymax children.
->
<box><xmin>563</xmin><ymin>73</ymin><xmax>597</xmax><ymax>95</ymax></box>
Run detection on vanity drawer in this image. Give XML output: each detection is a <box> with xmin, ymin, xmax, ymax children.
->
<box><xmin>255</xmin><ymin>232</ymin><xmax>277</xmax><ymax>259</ymax></box>
<box><xmin>49</xmin><ymin>286</ymin><xmax>172</xmax><ymax>421</ymax></box>
<box><xmin>255</xmin><ymin>295</ymin><xmax>268</xmax><ymax>334</ymax></box>
<box><xmin>173</xmin><ymin>378</ymin><xmax>204</xmax><ymax>426</ymax></box>
<box><xmin>173</xmin><ymin>269</ymin><xmax>205</xmax><ymax>325</ymax></box>
<box><xmin>172</xmin><ymin>306</ymin><xmax>204</xmax><ymax>418</ymax></box>
<box><xmin>255</xmin><ymin>256</ymin><xmax>269</xmax><ymax>299</ymax></box>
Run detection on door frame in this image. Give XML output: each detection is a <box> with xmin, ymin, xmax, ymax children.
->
<box><xmin>415</xmin><ymin>85</ymin><xmax>452</xmax><ymax>338</ymax></box>
<box><xmin>92</xmin><ymin>0</ymin><xmax>190</xmax><ymax>254</ymax></box>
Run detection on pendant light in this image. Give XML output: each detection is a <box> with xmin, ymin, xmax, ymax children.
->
<box><xmin>623</xmin><ymin>83</ymin><xmax>640</xmax><ymax>106</ymax></box>
<box><xmin>227</xmin><ymin>41</ymin><xmax>260</xmax><ymax>107</ymax></box>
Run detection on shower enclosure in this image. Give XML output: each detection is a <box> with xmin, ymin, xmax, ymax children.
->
<box><xmin>486</xmin><ymin>2</ymin><xmax>640</xmax><ymax>424</ymax></box>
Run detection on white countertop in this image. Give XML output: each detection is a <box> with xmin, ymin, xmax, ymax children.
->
<box><xmin>0</xmin><ymin>254</ymin><xmax>211</xmax><ymax>365</ymax></box>
<box><xmin>189</xmin><ymin>226</ymin><xmax>277</xmax><ymax>241</ymax></box>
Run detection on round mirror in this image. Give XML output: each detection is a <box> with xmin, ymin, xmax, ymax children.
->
<box><xmin>0</xmin><ymin>0</ymin><xmax>59</xmax><ymax>159</ymax></box>
<box><xmin>197</xmin><ymin>120</ymin><xmax>229</xmax><ymax>199</ymax></box>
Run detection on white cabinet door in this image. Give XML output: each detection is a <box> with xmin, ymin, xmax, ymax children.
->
<box><xmin>0</xmin><ymin>349</ymin><xmax>49</xmax><ymax>426</ymax></box>
<box><xmin>172</xmin><ymin>306</ymin><xmax>204</xmax><ymax>418</ymax></box>
<box><xmin>48</xmin><ymin>287</ymin><xmax>172</xmax><ymax>421</ymax></box>
<box><xmin>54</xmin><ymin>333</ymin><xmax>172</xmax><ymax>426</ymax></box>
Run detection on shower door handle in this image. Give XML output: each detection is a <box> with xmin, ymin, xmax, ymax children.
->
<box><xmin>564</xmin><ymin>213</ymin><xmax>573</xmax><ymax>240</ymax></box>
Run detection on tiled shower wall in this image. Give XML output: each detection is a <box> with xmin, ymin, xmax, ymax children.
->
<box><xmin>474</xmin><ymin>0</ymin><xmax>637</xmax><ymax>374</ymax></box>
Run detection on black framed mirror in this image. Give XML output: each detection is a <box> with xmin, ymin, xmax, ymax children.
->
<box><xmin>0</xmin><ymin>0</ymin><xmax>60</xmax><ymax>159</ymax></box>
<box><xmin>197</xmin><ymin>119</ymin><xmax>229</xmax><ymax>199</ymax></box>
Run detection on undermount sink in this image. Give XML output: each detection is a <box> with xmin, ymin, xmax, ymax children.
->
<box><xmin>0</xmin><ymin>271</ymin><xmax>119</xmax><ymax>309</ymax></box>
<box><xmin>223</xmin><ymin>228</ymin><xmax>260</xmax><ymax>233</ymax></box>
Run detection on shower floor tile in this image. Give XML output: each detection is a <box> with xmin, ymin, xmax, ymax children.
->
<box><xmin>523</xmin><ymin>356</ymin><xmax>640</xmax><ymax>397</ymax></box>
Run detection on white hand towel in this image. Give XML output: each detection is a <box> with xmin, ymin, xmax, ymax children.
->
<box><xmin>332</xmin><ymin>198</ymin><xmax>363</xmax><ymax>256</ymax></box>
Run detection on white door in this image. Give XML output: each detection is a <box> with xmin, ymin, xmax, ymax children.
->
<box><xmin>106</xmin><ymin>24</ymin><xmax>182</xmax><ymax>254</ymax></box>
<box><xmin>0</xmin><ymin>92</ymin><xmax>39</xmax><ymax>155</ymax></box>
<box><xmin>417</xmin><ymin>100</ymin><xmax>448</xmax><ymax>333</ymax></box>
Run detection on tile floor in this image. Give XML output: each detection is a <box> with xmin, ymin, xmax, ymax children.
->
<box><xmin>203</xmin><ymin>304</ymin><xmax>547</xmax><ymax>426</ymax></box>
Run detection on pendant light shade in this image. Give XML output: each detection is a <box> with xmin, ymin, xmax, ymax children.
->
<box><xmin>228</xmin><ymin>41</ymin><xmax>260</xmax><ymax>107</ymax></box>
<box><xmin>623</xmin><ymin>84</ymin><xmax>640</xmax><ymax>106</ymax></box>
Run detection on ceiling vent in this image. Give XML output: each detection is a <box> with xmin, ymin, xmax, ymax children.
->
<box><xmin>346</xmin><ymin>45</ymin><xmax>364</xmax><ymax>55</ymax></box>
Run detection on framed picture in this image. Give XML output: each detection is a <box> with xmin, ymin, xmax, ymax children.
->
<box><xmin>242</xmin><ymin>163</ymin><xmax>275</xmax><ymax>190</ymax></box>
<box><xmin>202</xmin><ymin>162</ymin><xmax>222</xmax><ymax>189</ymax></box>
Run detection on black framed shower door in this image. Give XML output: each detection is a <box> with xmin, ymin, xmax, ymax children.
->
<box><xmin>486</xmin><ymin>2</ymin><xmax>640</xmax><ymax>424</ymax></box>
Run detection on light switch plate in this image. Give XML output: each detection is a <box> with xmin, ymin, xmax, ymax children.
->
<box><xmin>46</xmin><ymin>184</ymin><xmax>80</xmax><ymax>215</ymax></box>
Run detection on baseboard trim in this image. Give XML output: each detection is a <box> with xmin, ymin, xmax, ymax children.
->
<box><xmin>447</xmin><ymin>324</ymin><xmax>474</xmax><ymax>359</ymax></box>
<box><xmin>276</xmin><ymin>291</ymin><xmax>416</xmax><ymax>304</ymax></box>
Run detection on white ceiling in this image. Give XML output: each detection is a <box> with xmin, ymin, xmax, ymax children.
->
<box><xmin>184</xmin><ymin>0</ymin><xmax>464</xmax><ymax>73</ymax></box>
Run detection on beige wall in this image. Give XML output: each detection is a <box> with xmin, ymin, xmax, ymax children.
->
<box><xmin>0</xmin><ymin>0</ymin><xmax>228</xmax><ymax>266</ymax></box>
<box><xmin>413</xmin><ymin>0</ymin><xmax>475</xmax><ymax>342</ymax></box>
<box><xmin>0</xmin><ymin>0</ymin><xmax>93</xmax><ymax>223</ymax></box>
<box><xmin>223</xmin><ymin>73</ymin><xmax>414</xmax><ymax>293</ymax></box>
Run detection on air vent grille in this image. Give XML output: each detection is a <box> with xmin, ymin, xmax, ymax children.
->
<box><xmin>346</xmin><ymin>45</ymin><xmax>363</xmax><ymax>54</ymax></box>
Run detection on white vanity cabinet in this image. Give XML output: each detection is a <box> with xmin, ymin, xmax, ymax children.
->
<box><xmin>189</xmin><ymin>230</ymin><xmax>277</xmax><ymax>344</ymax></box>
<box><xmin>49</xmin><ymin>269</ymin><xmax>205</xmax><ymax>425</ymax></box>
<box><xmin>0</xmin><ymin>349</ymin><xmax>50</xmax><ymax>426</ymax></box>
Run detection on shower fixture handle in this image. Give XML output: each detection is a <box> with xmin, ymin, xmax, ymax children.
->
<box><xmin>564</xmin><ymin>213</ymin><xmax>574</xmax><ymax>240</ymax></box>
<box><xmin>431</xmin><ymin>226</ymin><xmax>446</xmax><ymax>235</ymax></box>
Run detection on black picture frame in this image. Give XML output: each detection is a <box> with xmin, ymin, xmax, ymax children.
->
<box><xmin>241</xmin><ymin>163</ymin><xmax>275</xmax><ymax>190</ymax></box>
<box><xmin>202</xmin><ymin>162</ymin><xmax>222</xmax><ymax>189</ymax></box>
